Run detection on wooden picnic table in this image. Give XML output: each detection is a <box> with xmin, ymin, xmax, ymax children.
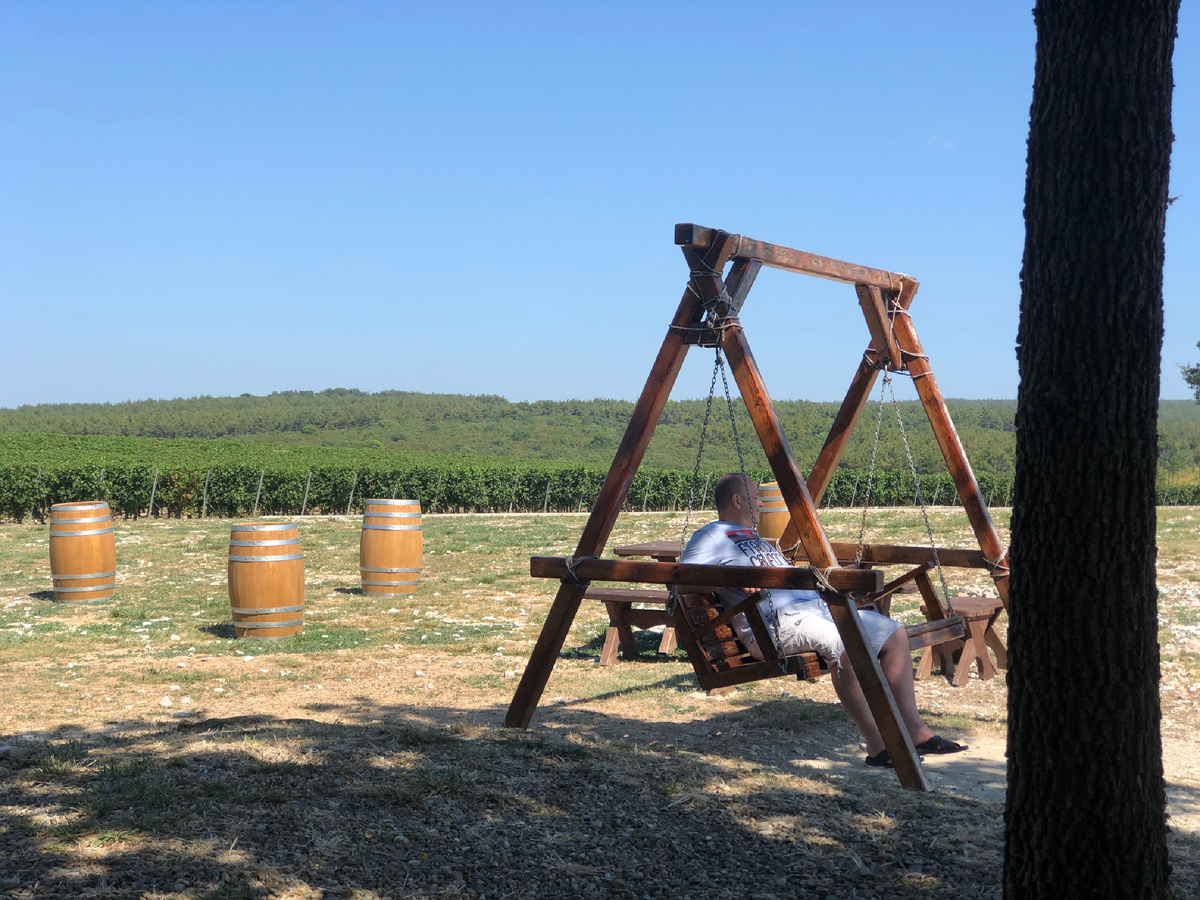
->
<box><xmin>586</xmin><ymin>541</ymin><xmax>681</xmax><ymax>665</ymax></box>
<box><xmin>612</xmin><ymin>540</ymin><xmax>682</xmax><ymax>562</ymax></box>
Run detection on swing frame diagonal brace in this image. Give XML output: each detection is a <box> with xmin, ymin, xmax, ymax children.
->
<box><xmin>857</xmin><ymin>285</ymin><xmax>902</xmax><ymax>371</ymax></box>
<box><xmin>804</xmin><ymin>354</ymin><xmax>880</xmax><ymax>512</ymax></box>
<box><xmin>886</xmin><ymin>283</ymin><xmax>1010</xmax><ymax>605</ymax></box>
<box><xmin>823</xmin><ymin>594</ymin><xmax>928</xmax><ymax>788</ymax></box>
<box><xmin>679</xmin><ymin>243</ymin><xmax>838</xmax><ymax>568</ymax></box>
<box><xmin>504</xmin><ymin>233</ymin><xmax>743</xmax><ymax>730</ymax></box>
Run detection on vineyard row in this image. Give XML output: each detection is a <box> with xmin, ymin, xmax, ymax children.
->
<box><xmin>3</xmin><ymin>462</ymin><xmax>1197</xmax><ymax>523</ymax></box>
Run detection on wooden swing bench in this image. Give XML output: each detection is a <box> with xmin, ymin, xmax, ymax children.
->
<box><xmin>533</xmin><ymin>556</ymin><xmax>965</xmax><ymax>693</ymax></box>
<box><xmin>590</xmin><ymin>541</ymin><xmax>970</xmax><ymax>675</ymax></box>
<box><xmin>673</xmin><ymin>580</ymin><xmax>965</xmax><ymax>694</ymax></box>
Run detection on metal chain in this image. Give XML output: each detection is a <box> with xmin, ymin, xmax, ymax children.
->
<box><xmin>855</xmin><ymin>375</ymin><xmax>888</xmax><ymax>567</ymax></box>
<box><xmin>680</xmin><ymin>345</ymin><xmax>723</xmax><ymax>552</ymax></box>
<box><xmin>887</xmin><ymin>376</ymin><xmax>956</xmax><ymax>614</ymax></box>
<box><xmin>683</xmin><ymin>276</ymin><xmax>782</xmax><ymax>660</ymax></box>
<box><xmin>717</xmin><ymin>347</ymin><xmax>757</xmax><ymax>533</ymax></box>
<box><xmin>714</xmin><ymin>340</ymin><xmax>783</xmax><ymax>657</ymax></box>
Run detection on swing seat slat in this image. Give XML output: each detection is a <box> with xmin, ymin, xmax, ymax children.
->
<box><xmin>672</xmin><ymin>589</ymin><xmax>828</xmax><ymax>693</ymax></box>
<box><xmin>905</xmin><ymin>617</ymin><xmax>966</xmax><ymax>650</ymax></box>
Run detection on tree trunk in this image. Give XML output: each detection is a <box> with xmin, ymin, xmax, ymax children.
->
<box><xmin>1006</xmin><ymin>2</ymin><xmax>1178</xmax><ymax>898</ymax></box>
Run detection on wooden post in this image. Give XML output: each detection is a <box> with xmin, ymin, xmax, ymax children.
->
<box><xmin>201</xmin><ymin>469</ymin><xmax>211</xmax><ymax>518</ymax></box>
<box><xmin>431</xmin><ymin>472</ymin><xmax>445</xmax><ymax>513</ymax></box>
<box><xmin>252</xmin><ymin>470</ymin><xmax>265</xmax><ymax>517</ymax></box>
<box><xmin>147</xmin><ymin>469</ymin><xmax>159</xmax><ymax>519</ymax></box>
<box><xmin>543</xmin><ymin>476</ymin><xmax>552</xmax><ymax>513</ymax></box>
<box><xmin>300</xmin><ymin>471</ymin><xmax>312</xmax><ymax>516</ymax></box>
<box><xmin>509</xmin><ymin>474</ymin><xmax>520</xmax><ymax>513</ymax></box>
<box><xmin>721</xmin><ymin>323</ymin><xmax>926</xmax><ymax>790</ymax></box>
<box><xmin>856</xmin><ymin>285</ymin><xmax>902</xmax><ymax>370</ymax></box>
<box><xmin>346</xmin><ymin>472</ymin><xmax>358</xmax><ymax>515</ymax></box>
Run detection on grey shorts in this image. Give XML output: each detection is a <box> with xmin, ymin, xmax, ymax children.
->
<box><xmin>775</xmin><ymin>604</ymin><xmax>902</xmax><ymax>667</ymax></box>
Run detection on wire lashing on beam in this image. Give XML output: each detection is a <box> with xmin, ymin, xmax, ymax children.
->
<box><xmin>560</xmin><ymin>555</ymin><xmax>599</xmax><ymax>590</ymax></box>
<box><xmin>809</xmin><ymin>565</ymin><xmax>837</xmax><ymax>594</ymax></box>
<box><xmin>686</xmin><ymin>256</ymin><xmax>738</xmax><ymax>324</ymax></box>
<box><xmin>984</xmin><ymin>555</ymin><xmax>1010</xmax><ymax>579</ymax></box>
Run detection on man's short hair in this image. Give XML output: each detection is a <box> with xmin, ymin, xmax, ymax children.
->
<box><xmin>714</xmin><ymin>473</ymin><xmax>754</xmax><ymax>513</ymax></box>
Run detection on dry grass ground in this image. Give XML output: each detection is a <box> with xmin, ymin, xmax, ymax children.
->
<box><xmin>1</xmin><ymin>507</ymin><xmax>1198</xmax><ymax>899</ymax></box>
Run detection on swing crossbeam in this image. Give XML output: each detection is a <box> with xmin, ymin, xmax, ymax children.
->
<box><xmin>674</xmin><ymin>223</ymin><xmax>903</xmax><ymax>290</ymax></box>
<box><xmin>529</xmin><ymin>557</ymin><xmax>884</xmax><ymax>593</ymax></box>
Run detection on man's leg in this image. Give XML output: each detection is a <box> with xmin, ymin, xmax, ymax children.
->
<box><xmin>782</xmin><ymin>610</ymin><xmax>934</xmax><ymax>756</ymax></box>
<box><xmin>828</xmin><ymin>627</ymin><xmax>934</xmax><ymax>756</ymax></box>
<box><xmin>876</xmin><ymin>628</ymin><xmax>935</xmax><ymax>747</ymax></box>
<box><xmin>779</xmin><ymin>611</ymin><xmax>889</xmax><ymax>754</ymax></box>
<box><xmin>828</xmin><ymin>658</ymin><xmax>886</xmax><ymax>755</ymax></box>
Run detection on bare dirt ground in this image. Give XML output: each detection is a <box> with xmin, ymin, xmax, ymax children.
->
<box><xmin>2</xmin><ymin>510</ymin><xmax>1199</xmax><ymax>899</ymax></box>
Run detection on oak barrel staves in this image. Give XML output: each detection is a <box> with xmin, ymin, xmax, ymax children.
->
<box><xmin>359</xmin><ymin>499</ymin><xmax>422</xmax><ymax>595</ymax></box>
<box><xmin>49</xmin><ymin>501</ymin><xmax>117</xmax><ymax>603</ymax></box>
<box><xmin>228</xmin><ymin>521</ymin><xmax>305</xmax><ymax>639</ymax></box>
<box><xmin>757</xmin><ymin>482</ymin><xmax>790</xmax><ymax>541</ymax></box>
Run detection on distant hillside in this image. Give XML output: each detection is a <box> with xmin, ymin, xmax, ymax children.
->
<box><xmin>2</xmin><ymin>389</ymin><xmax>1197</xmax><ymax>476</ymax></box>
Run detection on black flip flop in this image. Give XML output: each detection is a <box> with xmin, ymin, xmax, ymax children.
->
<box><xmin>864</xmin><ymin>749</ymin><xmax>893</xmax><ymax>768</ymax></box>
<box><xmin>916</xmin><ymin>735</ymin><xmax>969</xmax><ymax>754</ymax></box>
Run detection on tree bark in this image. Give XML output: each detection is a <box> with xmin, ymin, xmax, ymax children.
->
<box><xmin>1006</xmin><ymin>2</ymin><xmax>1178</xmax><ymax>898</ymax></box>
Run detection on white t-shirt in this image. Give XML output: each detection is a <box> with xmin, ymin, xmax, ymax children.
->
<box><xmin>680</xmin><ymin>520</ymin><xmax>824</xmax><ymax>657</ymax></box>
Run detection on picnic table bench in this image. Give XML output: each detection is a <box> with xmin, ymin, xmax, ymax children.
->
<box><xmin>581</xmin><ymin>542</ymin><xmax>680</xmax><ymax>664</ymax></box>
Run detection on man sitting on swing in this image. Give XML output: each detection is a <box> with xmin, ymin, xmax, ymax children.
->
<box><xmin>681</xmin><ymin>473</ymin><xmax>968</xmax><ymax>768</ymax></box>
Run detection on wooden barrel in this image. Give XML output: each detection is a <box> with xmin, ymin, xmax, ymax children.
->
<box><xmin>757</xmin><ymin>482</ymin><xmax>790</xmax><ymax>541</ymax></box>
<box><xmin>359</xmin><ymin>499</ymin><xmax>422</xmax><ymax>594</ymax></box>
<box><xmin>49</xmin><ymin>501</ymin><xmax>117</xmax><ymax>603</ymax></box>
<box><xmin>228</xmin><ymin>522</ymin><xmax>304</xmax><ymax>639</ymax></box>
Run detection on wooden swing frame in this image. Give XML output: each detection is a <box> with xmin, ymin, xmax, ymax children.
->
<box><xmin>505</xmin><ymin>224</ymin><xmax>1011</xmax><ymax>790</ymax></box>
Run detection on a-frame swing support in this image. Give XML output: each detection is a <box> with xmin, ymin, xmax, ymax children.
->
<box><xmin>504</xmin><ymin>225</ymin><xmax>1011</xmax><ymax>792</ymax></box>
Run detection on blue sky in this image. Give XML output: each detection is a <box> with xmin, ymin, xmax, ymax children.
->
<box><xmin>3</xmin><ymin>1</ymin><xmax>1197</xmax><ymax>409</ymax></box>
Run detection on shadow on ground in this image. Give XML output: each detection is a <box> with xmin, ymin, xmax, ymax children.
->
<box><xmin>3</xmin><ymin>695</ymin><xmax>1197</xmax><ymax>900</ymax></box>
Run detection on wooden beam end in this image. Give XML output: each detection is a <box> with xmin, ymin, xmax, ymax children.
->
<box><xmin>675</xmin><ymin>223</ymin><xmax>711</xmax><ymax>246</ymax></box>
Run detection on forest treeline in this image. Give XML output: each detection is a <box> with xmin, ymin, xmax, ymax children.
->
<box><xmin>3</xmin><ymin>388</ymin><xmax>1199</xmax><ymax>477</ymax></box>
